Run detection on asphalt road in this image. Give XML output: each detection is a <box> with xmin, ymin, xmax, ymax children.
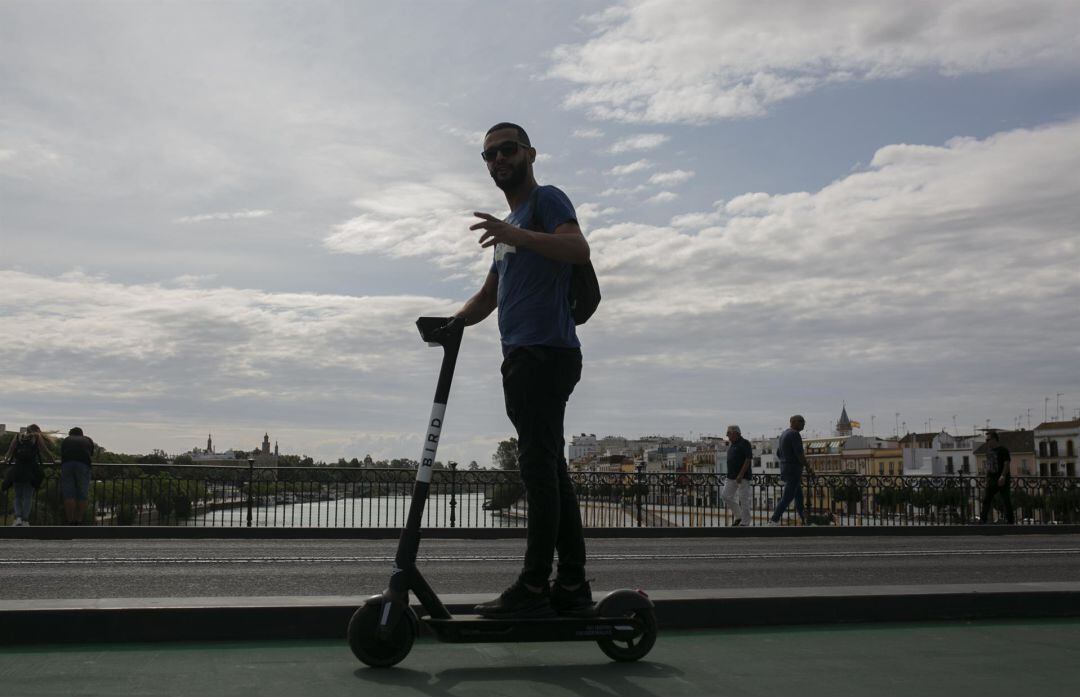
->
<box><xmin>2</xmin><ymin>534</ymin><xmax>1079</xmax><ymax>600</ymax></box>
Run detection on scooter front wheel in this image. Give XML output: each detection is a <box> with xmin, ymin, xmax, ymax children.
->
<box><xmin>348</xmin><ymin>601</ymin><xmax>417</xmax><ymax>668</ymax></box>
<box><xmin>597</xmin><ymin>607</ymin><xmax>657</xmax><ymax>662</ymax></box>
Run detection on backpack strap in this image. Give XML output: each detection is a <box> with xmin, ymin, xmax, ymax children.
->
<box><xmin>526</xmin><ymin>186</ymin><xmax>543</xmax><ymax>233</ymax></box>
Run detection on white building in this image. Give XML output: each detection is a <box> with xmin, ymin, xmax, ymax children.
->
<box><xmin>900</xmin><ymin>431</ymin><xmax>984</xmax><ymax>476</ymax></box>
<box><xmin>568</xmin><ymin>433</ymin><xmax>600</xmax><ymax>465</ymax></box>
<box><xmin>751</xmin><ymin>436</ymin><xmax>780</xmax><ymax>476</ymax></box>
<box><xmin>1034</xmin><ymin>419</ymin><xmax>1079</xmax><ymax>477</ymax></box>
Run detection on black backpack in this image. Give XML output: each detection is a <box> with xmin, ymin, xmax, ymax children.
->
<box><xmin>526</xmin><ymin>186</ymin><xmax>601</xmax><ymax>325</ymax></box>
<box><xmin>13</xmin><ymin>434</ymin><xmax>40</xmax><ymax>467</ymax></box>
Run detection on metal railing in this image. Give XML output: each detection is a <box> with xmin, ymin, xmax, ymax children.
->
<box><xmin>3</xmin><ymin>462</ymin><xmax>1079</xmax><ymax>527</ymax></box>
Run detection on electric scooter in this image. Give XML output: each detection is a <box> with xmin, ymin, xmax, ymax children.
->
<box><xmin>347</xmin><ymin>317</ymin><xmax>657</xmax><ymax>668</ymax></box>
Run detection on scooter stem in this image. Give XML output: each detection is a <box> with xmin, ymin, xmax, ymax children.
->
<box><xmin>392</xmin><ymin>318</ymin><xmax>464</xmax><ymax>576</ymax></box>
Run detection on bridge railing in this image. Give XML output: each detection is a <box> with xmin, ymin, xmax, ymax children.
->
<box><xmin>3</xmin><ymin>463</ymin><xmax>1078</xmax><ymax>527</ymax></box>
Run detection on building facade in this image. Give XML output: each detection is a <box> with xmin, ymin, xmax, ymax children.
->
<box><xmin>1034</xmin><ymin>419</ymin><xmax>1079</xmax><ymax>476</ymax></box>
<box><xmin>973</xmin><ymin>430</ymin><xmax>1036</xmax><ymax>476</ymax></box>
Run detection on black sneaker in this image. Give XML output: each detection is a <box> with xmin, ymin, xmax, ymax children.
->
<box><xmin>550</xmin><ymin>579</ymin><xmax>596</xmax><ymax>616</ymax></box>
<box><xmin>731</xmin><ymin>519</ymin><xmax>742</xmax><ymax>527</ymax></box>
<box><xmin>474</xmin><ymin>580</ymin><xmax>556</xmax><ymax>618</ymax></box>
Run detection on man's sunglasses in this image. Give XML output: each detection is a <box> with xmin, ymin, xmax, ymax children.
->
<box><xmin>481</xmin><ymin>141</ymin><xmax>530</xmax><ymax>162</ymax></box>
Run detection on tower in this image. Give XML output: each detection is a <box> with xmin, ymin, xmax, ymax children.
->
<box><xmin>262</xmin><ymin>433</ymin><xmax>271</xmax><ymax>455</ymax></box>
<box><xmin>207</xmin><ymin>434</ymin><xmax>213</xmax><ymax>454</ymax></box>
<box><xmin>836</xmin><ymin>404</ymin><xmax>853</xmax><ymax>436</ymax></box>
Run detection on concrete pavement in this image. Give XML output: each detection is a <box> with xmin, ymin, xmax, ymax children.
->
<box><xmin>3</xmin><ymin>529</ymin><xmax>1080</xmax><ymax>644</ymax></box>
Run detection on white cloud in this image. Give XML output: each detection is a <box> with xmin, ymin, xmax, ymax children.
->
<box><xmin>584</xmin><ymin>120</ymin><xmax>1080</xmax><ymax>356</ymax></box>
<box><xmin>0</xmin><ymin>270</ymin><xmax>445</xmax><ymax>375</ymax></box>
<box><xmin>572</xmin><ymin>127</ymin><xmax>605</xmax><ymax>139</ymax></box>
<box><xmin>670</xmin><ymin>203</ymin><xmax>725</xmax><ymax>228</ymax></box>
<box><xmin>646</xmin><ymin>191</ymin><xmax>679</xmax><ymax>204</ymax></box>
<box><xmin>324</xmin><ymin>174</ymin><xmax>504</xmax><ymax>275</ymax></box>
<box><xmin>648</xmin><ymin>169</ymin><xmax>695</xmax><ymax>186</ymax></box>
<box><xmin>173</xmin><ymin>209</ymin><xmax>273</xmax><ymax>224</ymax></box>
<box><xmin>609</xmin><ymin>133</ymin><xmax>670</xmax><ymax>153</ymax></box>
<box><xmin>598</xmin><ymin>184</ymin><xmax>648</xmax><ymax>197</ymax></box>
<box><xmin>606</xmin><ymin>159</ymin><xmax>653</xmax><ymax>175</ymax></box>
<box><xmin>0</xmin><ymin>269</ymin><xmax>497</xmax><ymax>462</ymax></box>
<box><xmin>441</xmin><ymin>125</ymin><xmax>488</xmax><ymax>146</ymax></box>
<box><xmin>576</xmin><ymin>202</ymin><xmax>621</xmax><ymax>231</ymax></box>
<box><xmin>549</xmin><ymin>0</ymin><xmax>1080</xmax><ymax>123</ymax></box>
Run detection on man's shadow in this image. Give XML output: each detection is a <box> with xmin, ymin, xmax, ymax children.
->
<box><xmin>354</xmin><ymin>659</ymin><xmax>682</xmax><ymax>697</ymax></box>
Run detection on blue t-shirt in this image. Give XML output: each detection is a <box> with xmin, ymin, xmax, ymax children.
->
<box><xmin>777</xmin><ymin>428</ymin><xmax>804</xmax><ymax>476</ymax></box>
<box><xmin>726</xmin><ymin>438</ymin><xmax>753</xmax><ymax>478</ymax></box>
<box><xmin>489</xmin><ymin>185</ymin><xmax>581</xmax><ymax>355</ymax></box>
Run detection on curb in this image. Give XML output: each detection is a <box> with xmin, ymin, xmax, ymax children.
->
<box><xmin>4</xmin><ymin>583</ymin><xmax>1079</xmax><ymax>646</ymax></box>
<box><xmin>2</xmin><ymin>524</ymin><xmax>1078</xmax><ymax>541</ymax></box>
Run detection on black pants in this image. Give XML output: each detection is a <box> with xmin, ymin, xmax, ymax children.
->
<box><xmin>981</xmin><ymin>473</ymin><xmax>1014</xmax><ymax>524</ymax></box>
<box><xmin>501</xmin><ymin>346</ymin><xmax>585</xmax><ymax>588</ymax></box>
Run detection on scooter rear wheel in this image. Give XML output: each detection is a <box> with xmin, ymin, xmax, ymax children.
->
<box><xmin>597</xmin><ymin>608</ymin><xmax>657</xmax><ymax>662</ymax></box>
<box><xmin>348</xmin><ymin>602</ymin><xmax>417</xmax><ymax>668</ymax></box>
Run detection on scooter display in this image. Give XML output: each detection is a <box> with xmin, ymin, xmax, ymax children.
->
<box><xmin>347</xmin><ymin>317</ymin><xmax>657</xmax><ymax>667</ymax></box>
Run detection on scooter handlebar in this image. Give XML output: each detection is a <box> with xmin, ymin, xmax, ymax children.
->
<box><xmin>416</xmin><ymin>316</ymin><xmax>464</xmax><ymax>349</ymax></box>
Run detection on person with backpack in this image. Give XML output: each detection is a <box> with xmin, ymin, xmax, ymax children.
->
<box><xmin>979</xmin><ymin>431</ymin><xmax>1014</xmax><ymax>524</ymax></box>
<box><xmin>3</xmin><ymin>424</ymin><xmax>54</xmax><ymax>526</ymax></box>
<box><xmin>435</xmin><ymin>122</ymin><xmax>596</xmax><ymax>619</ymax></box>
<box><xmin>60</xmin><ymin>426</ymin><xmax>96</xmax><ymax>525</ymax></box>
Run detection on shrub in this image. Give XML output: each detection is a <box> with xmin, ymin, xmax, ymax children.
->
<box><xmin>116</xmin><ymin>505</ymin><xmax>137</xmax><ymax>525</ymax></box>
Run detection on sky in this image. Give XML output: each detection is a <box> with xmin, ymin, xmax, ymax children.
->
<box><xmin>2</xmin><ymin>0</ymin><xmax>1079</xmax><ymax>466</ymax></box>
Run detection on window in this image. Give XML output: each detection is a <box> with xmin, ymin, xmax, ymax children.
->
<box><xmin>962</xmin><ymin>456</ymin><xmax>970</xmax><ymax>473</ymax></box>
<box><xmin>1040</xmin><ymin>442</ymin><xmax>1048</xmax><ymax>457</ymax></box>
<box><xmin>1068</xmin><ymin>440</ymin><xmax>1075</xmax><ymax>457</ymax></box>
<box><xmin>1050</xmin><ymin>442</ymin><xmax>1059</xmax><ymax>457</ymax></box>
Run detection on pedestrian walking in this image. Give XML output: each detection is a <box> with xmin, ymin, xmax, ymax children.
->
<box><xmin>60</xmin><ymin>426</ymin><xmax>96</xmax><ymax>525</ymax></box>
<box><xmin>721</xmin><ymin>425</ymin><xmax>754</xmax><ymax>526</ymax></box>
<box><xmin>979</xmin><ymin>431</ymin><xmax>1014</xmax><ymax>524</ymax></box>
<box><xmin>769</xmin><ymin>415</ymin><xmax>813</xmax><ymax>526</ymax></box>
<box><xmin>436</xmin><ymin>122</ymin><xmax>595</xmax><ymax>619</ymax></box>
<box><xmin>2</xmin><ymin>424</ymin><xmax>53</xmax><ymax>526</ymax></box>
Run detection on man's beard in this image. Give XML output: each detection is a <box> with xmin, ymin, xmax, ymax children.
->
<box><xmin>491</xmin><ymin>161</ymin><xmax>527</xmax><ymax>192</ymax></box>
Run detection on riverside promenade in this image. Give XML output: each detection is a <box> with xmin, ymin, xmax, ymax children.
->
<box><xmin>2</xmin><ymin>526</ymin><xmax>1080</xmax><ymax>695</ymax></box>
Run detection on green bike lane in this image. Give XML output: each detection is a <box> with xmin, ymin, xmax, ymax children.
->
<box><xmin>4</xmin><ymin>619</ymin><xmax>1078</xmax><ymax>697</ymax></box>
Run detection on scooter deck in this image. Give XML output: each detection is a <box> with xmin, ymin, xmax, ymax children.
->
<box><xmin>422</xmin><ymin>613</ymin><xmax>644</xmax><ymax>644</ymax></box>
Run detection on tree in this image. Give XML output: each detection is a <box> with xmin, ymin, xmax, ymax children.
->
<box><xmin>492</xmin><ymin>438</ymin><xmax>518</xmax><ymax>471</ymax></box>
<box><xmin>487</xmin><ymin>438</ymin><xmax>524</xmax><ymax>510</ymax></box>
<box><xmin>468</xmin><ymin>460</ymin><xmax>479</xmax><ymax>471</ymax></box>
